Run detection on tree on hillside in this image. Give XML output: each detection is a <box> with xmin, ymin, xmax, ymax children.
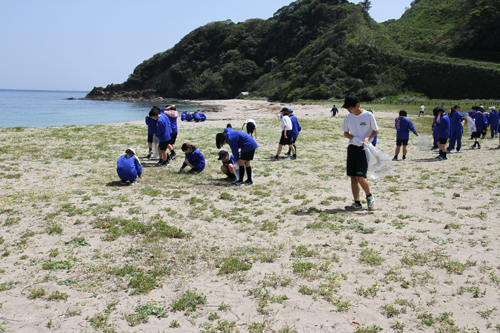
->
<box><xmin>359</xmin><ymin>0</ymin><xmax>372</xmax><ymax>12</ymax></box>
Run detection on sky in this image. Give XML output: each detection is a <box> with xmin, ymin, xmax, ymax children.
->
<box><xmin>0</xmin><ymin>0</ymin><xmax>411</xmax><ymax>92</ymax></box>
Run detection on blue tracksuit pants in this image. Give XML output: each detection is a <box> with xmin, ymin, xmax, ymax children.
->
<box><xmin>447</xmin><ymin>130</ymin><xmax>462</xmax><ymax>152</ymax></box>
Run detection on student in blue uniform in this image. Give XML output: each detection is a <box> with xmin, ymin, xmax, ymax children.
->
<box><xmin>392</xmin><ymin>110</ymin><xmax>418</xmax><ymax>161</ymax></box>
<box><xmin>117</xmin><ymin>148</ymin><xmax>142</xmax><ymax>185</ymax></box>
<box><xmin>447</xmin><ymin>105</ymin><xmax>467</xmax><ymax>153</ymax></box>
<box><xmin>285</xmin><ymin>109</ymin><xmax>301</xmax><ymax>159</ymax></box>
<box><xmin>178</xmin><ymin>143</ymin><xmax>205</xmax><ymax>174</ymax></box>
<box><xmin>163</xmin><ymin>105</ymin><xmax>179</xmax><ymax>161</ymax></box>
<box><xmin>181</xmin><ymin>112</ymin><xmax>188</xmax><ymax>121</ymax></box>
<box><xmin>200</xmin><ymin>112</ymin><xmax>207</xmax><ymax>122</ymax></box>
<box><xmin>149</xmin><ymin>106</ymin><xmax>171</xmax><ymax>166</ymax></box>
<box><xmin>488</xmin><ymin>106</ymin><xmax>499</xmax><ymax>138</ymax></box>
<box><xmin>193</xmin><ymin>111</ymin><xmax>202</xmax><ymax>122</ymax></box>
<box><xmin>216</xmin><ymin>130</ymin><xmax>258</xmax><ymax>186</ymax></box>
<box><xmin>471</xmin><ymin>106</ymin><xmax>486</xmax><ymax>149</ymax></box>
<box><xmin>145</xmin><ymin>114</ymin><xmax>157</xmax><ymax>159</ymax></box>
<box><xmin>434</xmin><ymin>107</ymin><xmax>451</xmax><ymax>160</ymax></box>
<box><xmin>218</xmin><ymin>150</ymin><xmax>237</xmax><ymax>180</ymax></box>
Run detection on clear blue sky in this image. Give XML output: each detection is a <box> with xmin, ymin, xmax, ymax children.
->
<box><xmin>0</xmin><ymin>0</ymin><xmax>411</xmax><ymax>92</ymax></box>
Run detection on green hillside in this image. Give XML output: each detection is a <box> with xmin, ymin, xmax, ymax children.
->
<box><xmin>86</xmin><ymin>0</ymin><xmax>500</xmax><ymax>101</ymax></box>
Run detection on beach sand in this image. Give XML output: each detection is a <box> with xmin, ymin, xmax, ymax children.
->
<box><xmin>0</xmin><ymin>99</ymin><xmax>499</xmax><ymax>332</ymax></box>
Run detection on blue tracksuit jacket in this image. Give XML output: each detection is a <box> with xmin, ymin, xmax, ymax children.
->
<box><xmin>156</xmin><ymin>114</ymin><xmax>171</xmax><ymax>143</ymax></box>
<box><xmin>117</xmin><ymin>155</ymin><xmax>142</xmax><ymax>181</ymax></box>
<box><xmin>226</xmin><ymin>131</ymin><xmax>258</xmax><ymax>161</ymax></box>
<box><xmin>182</xmin><ymin>149</ymin><xmax>205</xmax><ymax>171</ymax></box>
<box><xmin>395</xmin><ymin>117</ymin><xmax>417</xmax><ymax>140</ymax></box>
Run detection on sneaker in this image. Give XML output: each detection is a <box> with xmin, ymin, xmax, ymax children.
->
<box><xmin>121</xmin><ymin>180</ymin><xmax>128</xmax><ymax>185</ymax></box>
<box><xmin>170</xmin><ymin>153</ymin><xmax>178</xmax><ymax>161</ymax></box>
<box><xmin>234</xmin><ymin>181</ymin><xmax>245</xmax><ymax>187</ymax></box>
<box><xmin>270</xmin><ymin>156</ymin><xmax>279</xmax><ymax>161</ymax></box>
<box><xmin>187</xmin><ymin>169</ymin><xmax>200</xmax><ymax>174</ymax></box>
<box><xmin>392</xmin><ymin>157</ymin><xmax>398</xmax><ymax>161</ymax></box>
<box><xmin>290</xmin><ymin>156</ymin><xmax>297</xmax><ymax>160</ymax></box>
<box><xmin>284</xmin><ymin>152</ymin><xmax>291</xmax><ymax>157</ymax></box>
<box><xmin>147</xmin><ymin>151</ymin><xmax>153</xmax><ymax>159</ymax></box>
<box><xmin>402</xmin><ymin>156</ymin><xmax>406</xmax><ymax>161</ymax></box>
<box><xmin>345</xmin><ymin>202</ymin><xmax>362</xmax><ymax>211</ymax></box>
<box><xmin>477</xmin><ymin>145</ymin><xmax>481</xmax><ymax>149</ymax></box>
<box><xmin>437</xmin><ymin>156</ymin><xmax>447</xmax><ymax>161</ymax></box>
<box><xmin>244</xmin><ymin>179</ymin><xmax>253</xmax><ymax>185</ymax></box>
<box><xmin>366</xmin><ymin>196</ymin><xmax>375</xmax><ymax>211</ymax></box>
<box><xmin>470</xmin><ymin>145</ymin><xmax>476</xmax><ymax>149</ymax></box>
<box><xmin>131</xmin><ymin>180</ymin><xmax>139</xmax><ymax>185</ymax></box>
<box><xmin>435</xmin><ymin>155</ymin><xmax>442</xmax><ymax>159</ymax></box>
<box><xmin>155</xmin><ymin>162</ymin><xmax>164</xmax><ymax>167</ymax></box>
<box><xmin>496</xmin><ymin>145</ymin><xmax>500</xmax><ymax>149</ymax></box>
<box><xmin>431</xmin><ymin>146</ymin><xmax>438</xmax><ymax>150</ymax></box>
<box><xmin>226</xmin><ymin>175</ymin><xmax>237</xmax><ymax>181</ymax></box>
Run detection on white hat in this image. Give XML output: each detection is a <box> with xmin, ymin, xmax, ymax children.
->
<box><xmin>127</xmin><ymin>148</ymin><xmax>136</xmax><ymax>155</ymax></box>
<box><xmin>489</xmin><ymin>106</ymin><xmax>496</xmax><ymax>111</ymax></box>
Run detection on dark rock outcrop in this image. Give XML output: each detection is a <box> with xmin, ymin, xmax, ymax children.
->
<box><xmin>83</xmin><ymin>84</ymin><xmax>166</xmax><ymax>102</ymax></box>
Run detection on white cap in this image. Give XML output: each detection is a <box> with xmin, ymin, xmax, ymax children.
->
<box><xmin>489</xmin><ymin>106</ymin><xmax>496</xmax><ymax>111</ymax></box>
<box><xmin>127</xmin><ymin>148</ymin><xmax>136</xmax><ymax>155</ymax></box>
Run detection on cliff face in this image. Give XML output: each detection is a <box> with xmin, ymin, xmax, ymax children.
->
<box><xmin>86</xmin><ymin>0</ymin><xmax>500</xmax><ymax>101</ymax></box>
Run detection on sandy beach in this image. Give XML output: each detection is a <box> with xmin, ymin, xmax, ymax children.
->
<box><xmin>0</xmin><ymin>99</ymin><xmax>499</xmax><ymax>332</ymax></box>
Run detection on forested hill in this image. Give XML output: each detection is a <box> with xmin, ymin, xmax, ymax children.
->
<box><xmin>86</xmin><ymin>0</ymin><xmax>500</xmax><ymax>102</ymax></box>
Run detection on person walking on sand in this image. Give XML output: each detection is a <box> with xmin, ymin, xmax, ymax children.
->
<box><xmin>117</xmin><ymin>148</ymin><xmax>142</xmax><ymax>185</ymax></box>
<box><xmin>216</xmin><ymin>130</ymin><xmax>258</xmax><ymax>186</ymax></box>
<box><xmin>341</xmin><ymin>95</ymin><xmax>379</xmax><ymax>211</ymax></box>
<box><xmin>419</xmin><ymin>104</ymin><xmax>425</xmax><ymax>117</ymax></box>
<box><xmin>447</xmin><ymin>105</ymin><xmax>467</xmax><ymax>153</ymax></box>
<box><xmin>331</xmin><ymin>105</ymin><xmax>339</xmax><ymax>117</ymax></box>
<box><xmin>271</xmin><ymin>108</ymin><xmax>296</xmax><ymax>161</ymax></box>
<box><xmin>393</xmin><ymin>110</ymin><xmax>418</xmax><ymax>161</ymax></box>
<box><xmin>285</xmin><ymin>109</ymin><xmax>301</xmax><ymax>159</ymax></box>
<box><xmin>241</xmin><ymin>119</ymin><xmax>257</xmax><ymax>139</ymax></box>
<box><xmin>434</xmin><ymin>107</ymin><xmax>450</xmax><ymax>161</ymax></box>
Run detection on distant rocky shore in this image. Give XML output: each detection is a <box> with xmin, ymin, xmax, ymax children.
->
<box><xmin>81</xmin><ymin>84</ymin><xmax>172</xmax><ymax>103</ymax></box>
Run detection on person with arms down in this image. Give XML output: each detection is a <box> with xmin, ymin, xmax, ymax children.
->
<box><xmin>145</xmin><ymin>113</ymin><xmax>157</xmax><ymax>159</ymax></box>
<box><xmin>331</xmin><ymin>105</ymin><xmax>338</xmax><ymax>117</ymax></box>
<box><xmin>271</xmin><ymin>108</ymin><xmax>296</xmax><ymax>161</ymax></box>
<box><xmin>163</xmin><ymin>105</ymin><xmax>179</xmax><ymax>161</ymax></box>
<box><xmin>178</xmin><ymin>143</ymin><xmax>205</xmax><ymax>174</ymax></box>
<box><xmin>149</xmin><ymin>106</ymin><xmax>171</xmax><ymax>166</ymax></box>
<box><xmin>392</xmin><ymin>110</ymin><xmax>418</xmax><ymax>161</ymax></box>
<box><xmin>434</xmin><ymin>107</ymin><xmax>450</xmax><ymax>160</ymax></box>
<box><xmin>216</xmin><ymin>130</ymin><xmax>258</xmax><ymax>186</ymax></box>
<box><xmin>117</xmin><ymin>148</ymin><xmax>142</xmax><ymax>185</ymax></box>
<box><xmin>447</xmin><ymin>105</ymin><xmax>467</xmax><ymax>153</ymax></box>
<box><xmin>242</xmin><ymin>119</ymin><xmax>257</xmax><ymax>139</ymax></box>
<box><xmin>285</xmin><ymin>109</ymin><xmax>301</xmax><ymax>159</ymax></box>
<box><xmin>488</xmin><ymin>106</ymin><xmax>499</xmax><ymax>138</ymax></box>
<box><xmin>341</xmin><ymin>95</ymin><xmax>379</xmax><ymax>211</ymax></box>
<box><xmin>471</xmin><ymin>106</ymin><xmax>486</xmax><ymax>149</ymax></box>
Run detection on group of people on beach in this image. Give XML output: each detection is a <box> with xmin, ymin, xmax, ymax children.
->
<box><xmin>115</xmin><ymin>95</ymin><xmax>498</xmax><ymax>211</ymax></box>
<box><xmin>180</xmin><ymin>110</ymin><xmax>206</xmax><ymax>122</ymax></box>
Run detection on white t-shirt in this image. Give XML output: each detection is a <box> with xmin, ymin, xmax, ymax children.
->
<box><xmin>281</xmin><ymin>116</ymin><xmax>293</xmax><ymax>131</ymax></box>
<box><xmin>421</xmin><ymin>105</ymin><xmax>425</xmax><ymax>112</ymax></box>
<box><xmin>341</xmin><ymin>109</ymin><xmax>378</xmax><ymax>146</ymax></box>
<box><xmin>245</xmin><ymin>119</ymin><xmax>257</xmax><ymax>127</ymax></box>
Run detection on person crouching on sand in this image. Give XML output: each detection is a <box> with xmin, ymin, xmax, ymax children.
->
<box><xmin>117</xmin><ymin>148</ymin><xmax>142</xmax><ymax>185</ymax></box>
<box><xmin>178</xmin><ymin>143</ymin><xmax>205</xmax><ymax>174</ymax></box>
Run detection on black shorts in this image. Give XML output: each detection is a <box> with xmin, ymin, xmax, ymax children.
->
<box><xmin>396</xmin><ymin>139</ymin><xmax>408</xmax><ymax>146</ymax></box>
<box><xmin>246</xmin><ymin>122</ymin><xmax>255</xmax><ymax>134</ymax></box>
<box><xmin>239</xmin><ymin>149</ymin><xmax>255</xmax><ymax>161</ymax></box>
<box><xmin>438</xmin><ymin>138</ymin><xmax>448</xmax><ymax>145</ymax></box>
<box><xmin>346</xmin><ymin>145</ymin><xmax>367</xmax><ymax>178</ymax></box>
<box><xmin>472</xmin><ymin>131</ymin><xmax>481</xmax><ymax>138</ymax></box>
<box><xmin>158</xmin><ymin>141</ymin><xmax>169</xmax><ymax>151</ymax></box>
<box><xmin>279</xmin><ymin>130</ymin><xmax>293</xmax><ymax>145</ymax></box>
<box><xmin>168</xmin><ymin>132</ymin><xmax>178</xmax><ymax>145</ymax></box>
<box><xmin>148</xmin><ymin>135</ymin><xmax>154</xmax><ymax>143</ymax></box>
<box><xmin>292</xmin><ymin>136</ymin><xmax>297</xmax><ymax>144</ymax></box>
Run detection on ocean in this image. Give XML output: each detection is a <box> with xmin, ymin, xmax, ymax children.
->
<box><xmin>0</xmin><ymin>89</ymin><xmax>211</xmax><ymax>128</ymax></box>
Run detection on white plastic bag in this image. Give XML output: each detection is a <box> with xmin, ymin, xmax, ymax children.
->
<box><xmin>152</xmin><ymin>136</ymin><xmax>159</xmax><ymax>158</ymax></box>
<box><xmin>233</xmin><ymin>166</ymin><xmax>240</xmax><ymax>180</ymax></box>
<box><xmin>417</xmin><ymin>135</ymin><xmax>433</xmax><ymax>153</ymax></box>
<box><xmin>363</xmin><ymin>142</ymin><xmax>395</xmax><ymax>180</ymax></box>
<box><xmin>467</xmin><ymin>115</ymin><xmax>476</xmax><ymax>134</ymax></box>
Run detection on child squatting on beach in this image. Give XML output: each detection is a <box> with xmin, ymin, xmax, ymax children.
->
<box><xmin>340</xmin><ymin>95</ymin><xmax>379</xmax><ymax>211</ymax></box>
<box><xmin>218</xmin><ymin>150</ymin><xmax>237</xmax><ymax>180</ymax></box>
<box><xmin>178</xmin><ymin>143</ymin><xmax>205</xmax><ymax>174</ymax></box>
<box><xmin>117</xmin><ymin>148</ymin><xmax>142</xmax><ymax>185</ymax></box>
<box><xmin>393</xmin><ymin>110</ymin><xmax>418</xmax><ymax>161</ymax></box>
<box><xmin>216</xmin><ymin>130</ymin><xmax>258</xmax><ymax>186</ymax></box>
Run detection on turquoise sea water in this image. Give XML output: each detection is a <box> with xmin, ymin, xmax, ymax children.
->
<box><xmin>0</xmin><ymin>89</ymin><xmax>210</xmax><ymax>128</ymax></box>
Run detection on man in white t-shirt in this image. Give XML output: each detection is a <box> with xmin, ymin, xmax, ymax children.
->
<box><xmin>242</xmin><ymin>119</ymin><xmax>257</xmax><ymax>139</ymax></box>
<box><xmin>340</xmin><ymin>95</ymin><xmax>379</xmax><ymax>211</ymax></box>
<box><xmin>271</xmin><ymin>108</ymin><xmax>296</xmax><ymax>161</ymax></box>
<box><xmin>419</xmin><ymin>104</ymin><xmax>425</xmax><ymax>117</ymax></box>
